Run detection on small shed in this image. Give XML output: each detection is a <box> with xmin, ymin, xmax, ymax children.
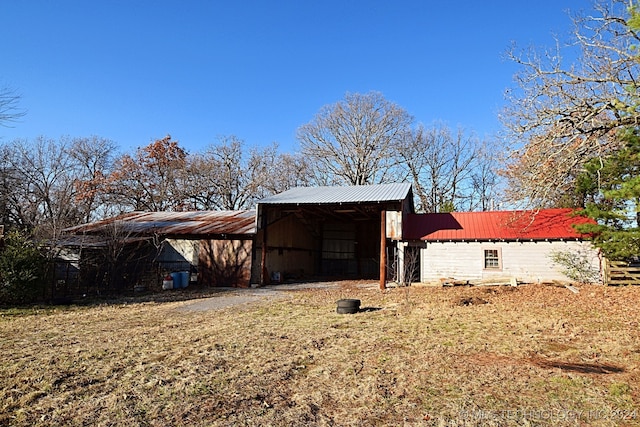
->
<box><xmin>255</xmin><ymin>183</ymin><xmax>414</xmax><ymax>288</ymax></box>
<box><xmin>60</xmin><ymin>210</ymin><xmax>256</xmax><ymax>293</ymax></box>
<box><xmin>401</xmin><ymin>209</ymin><xmax>602</xmax><ymax>285</ymax></box>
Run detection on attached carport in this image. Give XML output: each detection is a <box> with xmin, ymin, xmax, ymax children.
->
<box><xmin>61</xmin><ymin>210</ymin><xmax>257</xmax><ymax>292</ymax></box>
<box><xmin>254</xmin><ymin>183</ymin><xmax>414</xmax><ymax>289</ymax></box>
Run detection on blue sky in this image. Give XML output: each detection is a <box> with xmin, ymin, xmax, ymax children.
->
<box><xmin>1</xmin><ymin>1</ymin><xmax>590</xmax><ymax>154</ymax></box>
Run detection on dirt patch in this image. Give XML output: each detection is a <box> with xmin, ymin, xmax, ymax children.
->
<box><xmin>456</xmin><ymin>296</ymin><xmax>489</xmax><ymax>306</ymax></box>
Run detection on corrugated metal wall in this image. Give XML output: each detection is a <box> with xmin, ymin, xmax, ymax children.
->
<box><xmin>322</xmin><ymin>222</ymin><xmax>357</xmax><ymax>276</ymax></box>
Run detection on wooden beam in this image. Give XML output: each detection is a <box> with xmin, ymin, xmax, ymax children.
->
<box><xmin>380</xmin><ymin>209</ymin><xmax>386</xmax><ymax>290</ymax></box>
<box><xmin>260</xmin><ymin>207</ymin><xmax>269</xmax><ymax>286</ymax></box>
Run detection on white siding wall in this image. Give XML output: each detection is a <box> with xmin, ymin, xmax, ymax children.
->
<box><xmin>420</xmin><ymin>240</ymin><xmax>601</xmax><ymax>284</ymax></box>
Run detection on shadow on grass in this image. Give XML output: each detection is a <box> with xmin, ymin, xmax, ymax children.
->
<box><xmin>0</xmin><ymin>286</ymin><xmax>264</xmax><ymax>313</ymax></box>
<box><xmin>532</xmin><ymin>358</ymin><xmax>625</xmax><ymax>374</ymax></box>
<box><xmin>359</xmin><ymin>307</ymin><xmax>383</xmax><ymax>313</ymax></box>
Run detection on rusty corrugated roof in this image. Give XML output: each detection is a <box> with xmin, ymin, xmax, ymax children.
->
<box><xmin>403</xmin><ymin>209</ymin><xmax>594</xmax><ymax>241</ymax></box>
<box><xmin>65</xmin><ymin>210</ymin><xmax>256</xmax><ymax>237</ymax></box>
<box><xmin>52</xmin><ymin>234</ymin><xmax>149</xmax><ymax>248</ymax></box>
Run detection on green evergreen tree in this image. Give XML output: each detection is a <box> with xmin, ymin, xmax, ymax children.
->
<box><xmin>575</xmin><ymin>129</ymin><xmax>640</xmax><ymax>260</ymax></box>
<box><xmin>573</xmin><ymin>5</ymin><xmax>640</xmax><ymax>261</ymax></box>
<box><xmin>0</xmin><ymin>230</ymin><xmax>46</xmax><ymax>305</ymax></box>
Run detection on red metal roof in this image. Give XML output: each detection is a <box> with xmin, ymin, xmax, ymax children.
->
<box><xmin>403</xmin><ymin>209</ymin><xmax>593</xmax><ymax>241</ymax></box>
<box><xmin>65</xmin><ymin>210</ymin><xmax>256</xmax><ymax>237</ymax></box>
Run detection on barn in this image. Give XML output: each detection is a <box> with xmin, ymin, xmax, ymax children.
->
<box><xmin>401</xmin><ymin>209</ymin><xmax>603</xmax><ymax>285</ymax></box>
<box><xmin>254</xmin><ymin>183</ymin><xmax>414</xmax><ymax>288</ymax></box>
<box><xmin>54</xmin><ymin>185</ymin><xmax>604</xmax><ymax>296</ymax></box>
<box><xmin>57</xmin><ymin>183</ymin><xmax>414</xmax><ymax>294</ymax></box>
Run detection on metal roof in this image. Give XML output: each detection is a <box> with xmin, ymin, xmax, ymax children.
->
<box><xmin>403</xmin><ymin>209</ymin><xmax>594</xmax><ymax>241</ymax></box>
<box><xmin>257</xmin><ymin>183</ymin><xmax>413</xmax><ymax>205</ymax></box>
<box><xmin>52</xmin><ymin>234</ymin><xmax>149</xmax><ymax>248</ymax></box>
<box><xmin>65</xmin><ymin>210</ymin><xmax>256</xmax><ymax>237</ymax></box>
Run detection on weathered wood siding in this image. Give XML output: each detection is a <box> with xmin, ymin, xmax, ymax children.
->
<box><xmin>199</xmin><ymin>239</ymin><xmax>253</xmax><ymax>287</ymax></box>
<box><xmin>420</xmin><ymin>240</ymin><xmax>601</xmax><ymax>284</ymax></box>
<box><xmin>252</xmin><ymin>214</ymin><xmax>318</xmax><ymax>283</ymax></box>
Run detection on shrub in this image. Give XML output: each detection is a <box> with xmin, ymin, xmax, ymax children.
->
<box><xmin>549</xmin><ymin>248</ymin><xmax>601</xmax><ymax>284</ymax></box>
<box><xmin>0</xmin><ymin>231</ymin><xmax>47</xmax><ymax>305</ymax></box>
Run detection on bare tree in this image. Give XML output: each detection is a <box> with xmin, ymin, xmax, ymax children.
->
<box><xmin>0</xmin><ymin>144</ymin><xmax>15</xmax><ymax>226</ymax></box>
<box><xmin>262</xmin><ymin>151</ymin><xmax>312</xmax><ymax>194</ymax></box>
<box><xmin>501</xmin><ymin>0</ymin><xmax>638</xmax><ymax>207</ymax></box>
<box><xmin>204</xmin><ymin>136</ymin><xmax>267</xmax><ymax>210</ymax></box>
<box><xmin>211</xmin><ymin>136</ymin><xmax>254</xmax><ymax>209</ymax></box>
<box><xmin>297</xmin><ymin>91</ymin><xmax>413</xmax><ymax>186</ymax></box>
<box><xmin>185</xmin><ymin>137</ymin><xmax>292</xmax><ymax>210</ymax></box>
<box><xmin>0</xmin><ymin>137</ymin><xmax>85</xmax><ymax>240</ymax></box>
<box><xmin>397</xmin><ymin>123</ymin><xmax>483</xmax><ymax>212</ymax></box>
<box><xmin>68</xmin><ymin>136</ymin><xmax>117</xmax><ymax>222</ymax></box>
<box><xmin>0</xmin><ymin>87</ymin><xmax>26</xmax><ymax>128</ymax></box>
<box><xmin>183</xmin><ymin>153</ymin><xmax>220</xmax><ymax>210</ymax></box>
<box><xmin>106</xmin><ymin>135</ymin><xmax>309</xmax><ymax>213</ymax></box>
<box><xmin>469</xmin><ymin>143</ymin><xmax>504</xmax><ymax>211</ymax></box>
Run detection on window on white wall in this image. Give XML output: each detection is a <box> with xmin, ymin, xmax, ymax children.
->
<box><xmin>484</xmin><ymin>248</ymin><xmax>501</xmax><ymax>269</ymax></box>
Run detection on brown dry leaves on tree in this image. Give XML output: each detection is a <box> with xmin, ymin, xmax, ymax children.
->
<box><xmin>108</xmin><ymin>135</ymin><xmax>189</xmax><ymax>212</ymax></box>
<box><xmin>501</xmin><ymin>0</ymin><xmax>640</xmax><ymax>207</ymax></box>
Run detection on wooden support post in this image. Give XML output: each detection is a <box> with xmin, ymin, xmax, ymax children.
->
<box><xmin>380</xmin><ymin>209</ymin><xmax>386</xmax><ymax>290</ymax></box>
<box><xmin>260</xmin><ymin>207</ymin><xmax>269</xmax><ymax>286</ymax></box>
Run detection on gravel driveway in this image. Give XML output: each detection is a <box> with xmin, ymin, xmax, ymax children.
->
<box><xmin>175</xmin><ymin>281</ymin><xmax>355</xmax><ymax>312</ymax></box>
<box><xmin>175</xmin><ymin>288</ymin><xmax>289</xmax><ymax>312</ymax></box>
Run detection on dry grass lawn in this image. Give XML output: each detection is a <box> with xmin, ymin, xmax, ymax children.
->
<box><xmin>1</xmin><ymin>282</ymin><xmax>639</xmax><ymax>426</ymax></box>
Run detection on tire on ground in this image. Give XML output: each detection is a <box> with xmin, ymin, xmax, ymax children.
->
<box><xmin>336</xmin><ymin>298</ymin><xmax>361</xmax><ymax>314</ymax></box>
